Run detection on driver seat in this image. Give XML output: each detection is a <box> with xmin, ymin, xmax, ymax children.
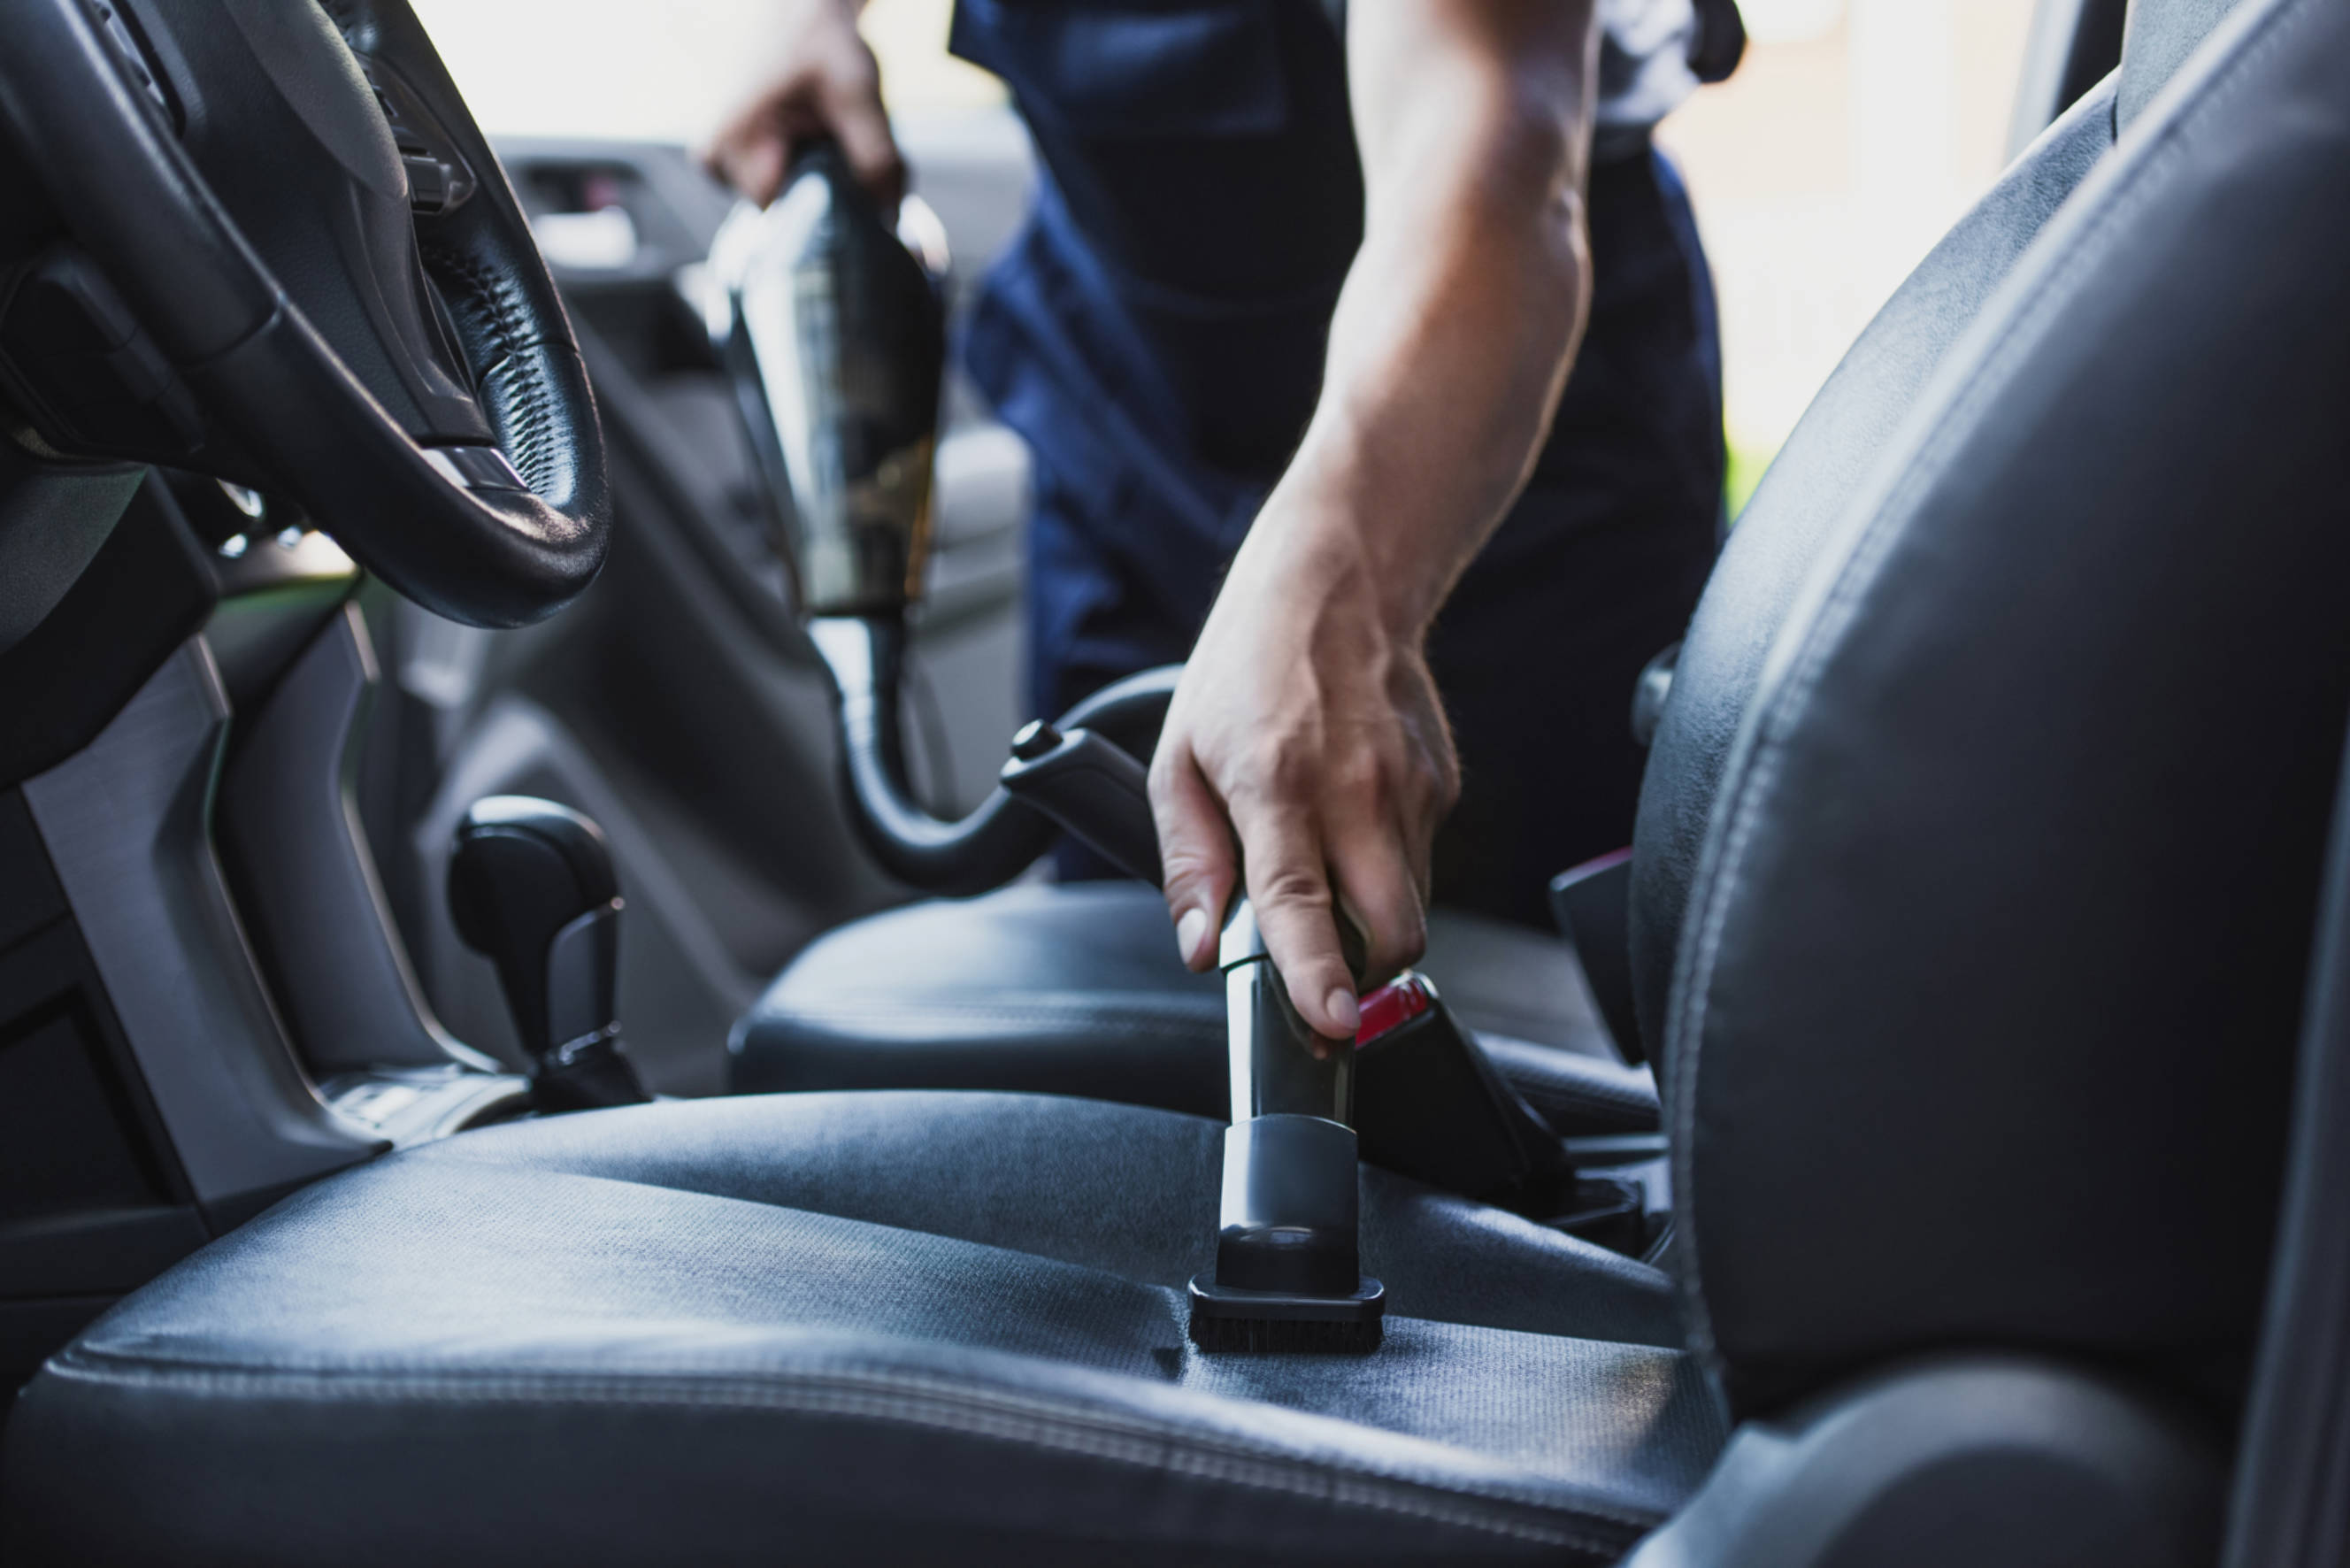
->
<box><xmin>9</xmin><ymin>1</ymin><xmax>2347</xmax><ymax>1560</ymax></box>
<box><xmin>728</xmin><ymin>11</ymin><xmax>2152</xmax><ymax>1132</ymax></box>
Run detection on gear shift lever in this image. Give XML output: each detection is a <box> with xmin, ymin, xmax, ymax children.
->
<box><xmin>448</xmin><ymin>796</ymin><xmax>651</xmax><ymax>1112</ymax></box>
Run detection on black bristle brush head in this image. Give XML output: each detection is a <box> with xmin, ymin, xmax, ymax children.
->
<box><xmin>1187</xmin><ymin>1312</ymin><xmax>1383</xmax><ymax>1355</ymax></box>
<box><xmin>1186</xmin><ymin>1273</ymin><xmax>1385</xmax><ymax>1355</ymax></box>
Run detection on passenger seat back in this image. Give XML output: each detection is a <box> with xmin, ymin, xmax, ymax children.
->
<box><xmin>1652</xmin><ymin>0</ymin><xmax>2350</xmax><ymax>1418</ymax></box>
<box><xmin>1630</xmin><ymin>0</ymin><xmax>2249</xmax><ymax>1055</ymax></box>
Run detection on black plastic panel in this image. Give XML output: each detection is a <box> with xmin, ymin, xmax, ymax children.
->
<box><xmin>0</xmin><ymin>879</ymin><xmax>205</xmax><ymax>1388</ymax></box>
<box><xmin>20</xmin><ymin>643</ymin><xmax>385</xmax><ymax>1223</ymax></box>
<box><xmin>0</xmin><ymin>1002</ymin><xmax>172</xmax><ymax>1221</ymax></box>
<box><xmin>0</xmin><ymin>473</ymin><xmax>216</xmax><ymax>789</ymax></box>
<box><xmin>0</xmin><ymin>788</ymin><xmax>65</xmax><ymax>955</ymax></box>
<box><xmin>0</xmin><ymin>919</ymin><xmax>195</xmax><ymax>1241</ymax></box>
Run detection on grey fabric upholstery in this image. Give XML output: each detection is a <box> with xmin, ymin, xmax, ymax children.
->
<box><xmin>1663</xmin><ymin>0</ymin><xmax>2350</xmax><ymax>1416</ymax></box>
<box><xmin>4</xmin><ymin>1094</ymin><xmax>1711</xmax><ymax>1565</ymax></box>
<box><xmin>733</xmin><ymin>882</ymin><xmax>1657</xmax><ymax>1134</ymax></box>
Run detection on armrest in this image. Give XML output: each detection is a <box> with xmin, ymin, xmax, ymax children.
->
<box><xmin>1476</xmin><ymin>1032</ymin><xmax>1661</xmax><ymax>1137</ymax></box>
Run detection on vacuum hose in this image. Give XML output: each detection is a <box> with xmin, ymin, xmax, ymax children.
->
<box><xmin>806</xmin><ymin>614</ymin><xmax>1181</xmax><ymax>895</ymax></box>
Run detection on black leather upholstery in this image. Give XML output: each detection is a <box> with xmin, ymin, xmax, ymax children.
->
<box><xmin>1625</xmin><ymin>1357</ymin><xmax>2229</xmax><ymax>1568</ymax></box>
<box><xmin>1625</xmin><ymin>4</ymin><xmax>2262</xmax><ymax>1067</ymax></box>
<box><xmin>733</xmin><ymin>882</ymin><xmax>1659</xmax><ymax>1134</ymax></box>
<box><xmin>4</xmin><ymin>1094</ymin><xmax>1709</xmax><ymax>1565</ymax></box>
<box><xmin>1627</xmin><ymin>75</ymin><xmax>2121</xmax><ymax>1053</ymax></box>
<box><xmin>1663</xmin><ymin>0</ymin><xmax>2350</xmax><ymax>1416</ymax></box>
<box><xmin>1479</xmin><ymin>1038</ymin><xmax>1663</xmax><ymax>1139</ymax></box>
<box><xmin>2116</xmin><ymin>0</ymin><xmax>2243</xmax><ymax>131</ymax></box>
<box><xmin>9</xmin><ymin>1</ymin><xmax>2340</xmax><ymax>1561</ymax></box>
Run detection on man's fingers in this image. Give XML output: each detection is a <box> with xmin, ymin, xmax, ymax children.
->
<box><xmin>718</xmin><ymin>133</ymin><xmax>789</xmax><ymax>208</ymax></box>
<box><xmin>1231</xmin><ymin>802</ymin><xmax>1360</xmax><ymax>1042</ymax></box>
<box><xmin>1326</xmin><ymin>823</ymin><xmax>1427</xmax><ymax>986</ymax></box>
<box><xmin>821</xmin><ymin>78</ymin><xmax>907</xmax><ymax>208</ymax></box>
<box><xmin>702</xmin><ymin>79</ymin><xmax>804</xmax><ymax>206</ymax></box>
<box><xmin>1150</xmin><ymin>749</ymin><xmax>1237</xmax><ymax>972</ymax></box>
<box><xmin>703</xmin><ymin>56</ymin><xmax>897</xmax><ymax>211</ymax></box>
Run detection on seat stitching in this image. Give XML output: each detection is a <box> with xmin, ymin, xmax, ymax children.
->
<box><xmin>46</xmin><ymin>1352</ymin><xmax>1655</xmax><ymax>1552</ymax></box>
<box><xmin>773</xmin><ymin>995</ymin><xmax>1223</xmax><ymax>1021</ymax></box>
<box><xmin>780</xmin><ymin>1010</ymin><xmax>1217</xmax><ymax>1033</ymax></box>
<box><xmin>756</xmin><ymin>1009</ymin><xmax>1223</xmax><ymax>1047</ymax></box>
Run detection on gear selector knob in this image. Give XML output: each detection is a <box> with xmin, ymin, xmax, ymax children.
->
<box><xmin>448</xmin><ymin>796</ymin><xmax>651</xmax><ymax>1111</ymax></box>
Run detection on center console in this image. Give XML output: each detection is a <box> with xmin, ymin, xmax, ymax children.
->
<box><xmin>0</xmin><ymin>479</ymin><xmax>526</xmax><ymax>1388</ymax></box>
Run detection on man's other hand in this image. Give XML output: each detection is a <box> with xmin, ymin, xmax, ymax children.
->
<box><xmin>703</xmin><ymin>0</ymin><xmax>902</xmax><ymax>208</ymax></box>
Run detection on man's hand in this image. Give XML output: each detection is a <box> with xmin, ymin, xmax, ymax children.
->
<box><xmin>1148</xmin><ymin>0</ymin><xmax>1599</xmax><ymax>1041</ymax></box>
<box><xmin>703</xmin><ymin>0</ymin><xmax>901</xmax><ymax>208</ymax></box>
<box><xmin>1152</xmin><ymin>496</ymin><xmax>1460</xmax><ymax>1041</ymax></box>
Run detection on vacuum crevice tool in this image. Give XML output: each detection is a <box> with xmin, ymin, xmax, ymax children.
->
<box><xmin>1187</xmin><ymin>902</ymin><xmax>1385</xmax><ymax>1354</ymax></box>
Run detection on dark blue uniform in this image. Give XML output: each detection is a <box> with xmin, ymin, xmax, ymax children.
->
<box><xmin>949</xmin><ymin>0</ymin><xmax>1727</xmax><ymax>927</ymax></box>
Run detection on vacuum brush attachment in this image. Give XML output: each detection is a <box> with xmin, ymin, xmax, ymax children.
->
<box><xmin>1188</xmin><ymin>903</ymin><xmax>1385</xmax><ymax>1353</ymax></box>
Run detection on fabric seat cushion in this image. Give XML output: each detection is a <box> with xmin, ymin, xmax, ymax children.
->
<box><xmin>4</xmin><ymin>1093</ymin><xmax>1715</xmax><ymax>1566</ymax></box>
<box><xmin>733</xmin><ymin>884</ymin><xmax>1656</xmax><ymax>1134</ymax></box>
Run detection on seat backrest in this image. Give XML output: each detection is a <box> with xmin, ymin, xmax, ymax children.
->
<box><xmin>2116</xmin><ymin>0</ymin><xmax>2242</xmax><ymax>132</ymax></box>
<box><xmin>1629</xmin><ymin>0</ymin><xmax>2245</xmax><ymax>1055</ymax></box>
<box><xmin>1650</xmin><ymin>0</ymin><xmax>2350</xmax><ymax>1418</ymax></box>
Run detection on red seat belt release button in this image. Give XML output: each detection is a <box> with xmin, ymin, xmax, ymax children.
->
<box><xmin>1355</xmin><ymin>975</ymin><xmax>1433</xmax><ymax>1047</ymax></box>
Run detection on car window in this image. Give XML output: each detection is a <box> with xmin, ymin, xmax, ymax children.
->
<box><xmin>414</xmin><ymin>0</ymin><xmax>2039</xmax><ymax>516</ymax></box>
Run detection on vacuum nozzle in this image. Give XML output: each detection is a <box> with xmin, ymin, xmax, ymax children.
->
<box><xmin>1188</xmin><ymin>901</ymin><xmax>1384</xmax><ymax>1354</ymax></box>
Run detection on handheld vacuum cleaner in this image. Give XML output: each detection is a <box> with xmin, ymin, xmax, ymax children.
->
<box><xmin>707</xmin><ymin>144</ymin><xmax>1580</xmax><ymax>1354</ymax></box>
<box><xmin>702</xmin><ymin>142</ymin><xmax>1178</xmax><ymax>889</ymax></box>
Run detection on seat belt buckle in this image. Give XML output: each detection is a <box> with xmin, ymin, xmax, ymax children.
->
<box><xmin>1351</xmin><ymin>975</ymin><xmax>1572</xmax><ymax>1214</ymax></box>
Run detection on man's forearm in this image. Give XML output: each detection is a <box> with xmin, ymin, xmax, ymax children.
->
<box><xmin>1263</xmin><ymin>4</ymin><xmax>1598</xmax><ymax>641</ymax></box>
<box><xmin>1283</xmin><ymin>174</ymin><xmax>1590</xmax><ymax>637</ymax></box>
<box><xmin>1149</xmin><ymin>1</ymin><xmax>1602</xmax><ymax>1030</ymax></box>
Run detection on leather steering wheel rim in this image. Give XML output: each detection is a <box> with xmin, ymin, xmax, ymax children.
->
<box><xmin>0</xmin><ymin>0</ymin><xmax>608</xmax><ymax>627</ymax></box>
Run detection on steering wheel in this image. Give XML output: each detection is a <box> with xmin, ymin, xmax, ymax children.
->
<box><xmin>0</xmin><ymin>0</ymin><xmax>606</xmax><ymax>626</ymax></box>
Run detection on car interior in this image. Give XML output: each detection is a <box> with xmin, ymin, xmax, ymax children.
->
<box><xmin>3</xmin><ymin>0</ymin><xmax>2349</xmax><ymax>1560</ymax></box>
